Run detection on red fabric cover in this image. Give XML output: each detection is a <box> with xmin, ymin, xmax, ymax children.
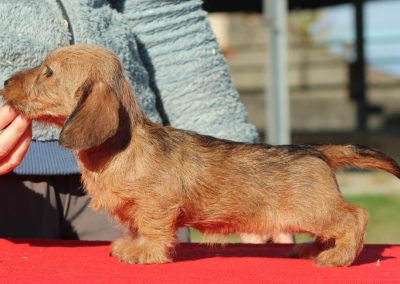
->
<box><xmin>0</xmin><ymin>239</ymin><xmax>399</xmax><ymax>283</ymax></box>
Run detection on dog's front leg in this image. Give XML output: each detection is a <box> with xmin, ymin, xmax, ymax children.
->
<box><xmin>110</xmin><ymin>207</ymin><xmax>178</xmax><ymax>264</ymax></box>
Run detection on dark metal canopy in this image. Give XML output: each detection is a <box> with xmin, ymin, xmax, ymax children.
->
<box><xmin>203</xmin><ymin>0</ymin><xmax>361</xmax><ymax>13</ymax></box>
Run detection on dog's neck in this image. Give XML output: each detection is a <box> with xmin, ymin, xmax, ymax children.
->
<box><xmin>76</xmin><ymin>135</ymin><xmax>129</xmax><ymax>173</ymax></box>
<box><xmin>118</xmin><ymin>79</ymin><xmax>148</xmax><ymax>126</ymax></box>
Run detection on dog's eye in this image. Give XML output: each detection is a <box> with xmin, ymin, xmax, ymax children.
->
<box><xmin>43</xmin><ymin>66</ymin><xmax>53</xmax><ymax>78</ymax></box>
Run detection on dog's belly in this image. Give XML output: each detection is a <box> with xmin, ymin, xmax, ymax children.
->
<box><xmin>190</xmin><ymin>221</ymin><xmax>241</xmax><ymax>236</ymax></box>
<box><xmin>185</xmin><ymin>211</ymin><xmax>273</xmax><ymax>236</ymax></box>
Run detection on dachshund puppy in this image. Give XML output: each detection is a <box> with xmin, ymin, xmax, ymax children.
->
<box><xmin>1</xmin><ymin>44</ymin><xmax>399</xmax><ymax>266</ymax></box>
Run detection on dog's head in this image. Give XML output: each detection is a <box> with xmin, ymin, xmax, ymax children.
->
<box><xmin>0</xmin><ymin>44</ymin><xmax>132</xmax><ymax>150</ymax></box>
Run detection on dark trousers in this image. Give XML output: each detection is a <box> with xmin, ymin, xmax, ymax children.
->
<box><xmin>0</xmin><ymin>174</ymin><xmax>189</xmax><ymax>241</ymax></box>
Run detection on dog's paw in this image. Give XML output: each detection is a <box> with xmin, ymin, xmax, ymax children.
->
<box><xmin>314</xmin><ymin>248</ymin><xmax>354</xmax><ymax>267</ymax></box>
<box><xmin>110</xmin><ymin>236</ymin><xmax>171</xmax><ymax>264</ymax></box>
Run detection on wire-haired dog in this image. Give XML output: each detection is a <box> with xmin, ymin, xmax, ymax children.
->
<box><xmin>1</xmin><ymin>44</ymin><xmax>399</xmax><ymax>266</ymax></box>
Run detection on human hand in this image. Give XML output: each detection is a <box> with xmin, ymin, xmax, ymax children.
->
<box><xmin>0</xmin><ymin>105</ymin><xmax>32</xmax><ymax>174</ymax></box>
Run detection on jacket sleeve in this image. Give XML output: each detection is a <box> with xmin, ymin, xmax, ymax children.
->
<box><xmin>120</xmin><ymin>0</ymin><xmax>259</xmax><ymax>143</ymax></box>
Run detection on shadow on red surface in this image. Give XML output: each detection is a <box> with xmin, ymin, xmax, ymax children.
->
<box><xmin>8</xmin><ymin>238</ymin><xmax>395</xmax><ymax>266</ymax></box>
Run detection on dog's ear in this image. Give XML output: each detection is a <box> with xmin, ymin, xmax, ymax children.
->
<box><xmin>59</xmin><ymin>80</ymin><xmax>120</xmax><ymax>150</ymax></box>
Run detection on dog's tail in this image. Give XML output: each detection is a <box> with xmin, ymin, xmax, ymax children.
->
<box><xmin>315</xmin><ymin>144</ymin><xmax>400</xmax><ymax>178</ymax></box>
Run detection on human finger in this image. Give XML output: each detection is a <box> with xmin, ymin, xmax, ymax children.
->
<box><xmin>0</xmin><ymin>123</ymin><xmax>32</xmax><ymax>174</ymax></box>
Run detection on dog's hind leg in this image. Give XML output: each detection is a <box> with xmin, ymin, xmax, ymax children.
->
<box><xmin>284</xmin><ymin>157</ymin><xmax>369</xmax><ymax>266</ymax></box>
<box><xmin>313</xmin><ymin>204</ymin><xmax>369</xmax><ymax>266</ymax></box>
<box><xmin>292</xmin><ymin>202</ymin><xmax>369</xmax><ymax>267</ymax></box>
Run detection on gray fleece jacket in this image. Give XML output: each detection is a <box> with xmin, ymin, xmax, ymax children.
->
<box><xmin>0</xmin><ymin>0</ymin><xmax>258</xmax><ymax>175</ymax></box>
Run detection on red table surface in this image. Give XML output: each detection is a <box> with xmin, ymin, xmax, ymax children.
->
<box><xmin>0</xmin><ymin>239</ymin><xmax>399</xmax><ymax>283</ymax></box>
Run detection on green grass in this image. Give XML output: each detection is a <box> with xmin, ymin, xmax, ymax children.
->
<box><xmin>346</xmin><ymin>194</ymin><xmax>400</xmax><ymax>244</ymax></box>
<box><xmin>190</xmin><ymin>194</ymin><xmax>400</xmax><ymax>244</ymax></box>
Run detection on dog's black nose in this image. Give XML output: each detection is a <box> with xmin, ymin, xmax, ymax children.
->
<box><xmin>3</xmin><ymin>78</ymin><xmax>10</xmax><ymax>87</ymax></box>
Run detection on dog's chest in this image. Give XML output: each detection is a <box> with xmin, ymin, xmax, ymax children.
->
<box><xmin>82</xmin><ymin>172</ymin><xmax>123</xmax><ymax>212</ymax></box>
